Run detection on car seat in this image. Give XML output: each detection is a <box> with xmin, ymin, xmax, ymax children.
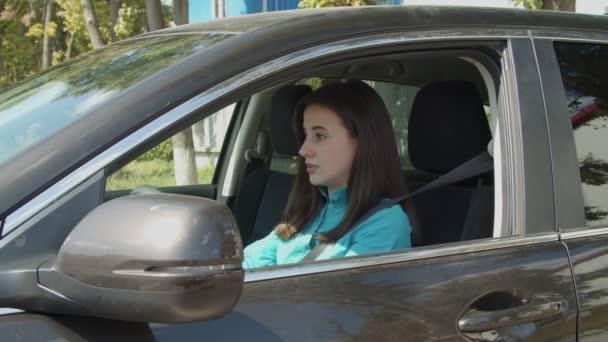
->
<box><xmin>232</xmin><ymin>85</ymin><xmax>311</xmax><ymax>245</ymax></box>
<box><xmin>406</xmin><ymin>80</ymin><xmax>494</xmax><ymax>245</ymax></box>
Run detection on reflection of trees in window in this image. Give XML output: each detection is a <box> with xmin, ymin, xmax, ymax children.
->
<box><xmin>555</xmin><ymin>43</ymin><xmax>607</xmax><ymax>101</ymax></box>
<box><xmin>584</xmin><ymin>206</ymin><xmax>608</xmax><ymax>222</ymax></box>
<box><xmin>580</xmin><ymin>153</ymin><xmax>608</xmax><ymax>186</ymax></box>
<box><xmin>0</xmin><ymin>34</ymin><xmax>231</xmax><ymax>105</ymax></box>
<box><xmin>556</xmin><ymin>42</ymin><xmax>608</xmax><ymax>225</ymax></box>
<box><xmin>579</xmin><ymin>153</ymin><xmax>608</xmax><ymax>222</ymax></box>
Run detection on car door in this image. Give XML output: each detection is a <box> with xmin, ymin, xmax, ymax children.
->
<box><xmin>534</xmin><ymin>32</ymin><xmax>608</xmax><ymax>341</ymax></box>
<box><xmin>146</xmin><ymin>34</ymin><xmax>578</xmax><ymax>341</ymax></box>
<box><xmin>0</xmin><ymin>30</ymin><xmax>577</xmax><ymax>342</ymax></box>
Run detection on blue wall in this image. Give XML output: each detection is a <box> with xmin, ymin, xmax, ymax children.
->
<box><xmin>190</xmin><ymin>0</ymin><xmax>400</xmax><ymax>22</ymax></box>
<box><xmin>226</xmin><ymin>0</ymin><xmax>265</xmax><ymax>17</ymax></box>
<box><xmin>189</xmin><ymin>0</ymin><xmax>213</xmax><ymax>22</ymax></box>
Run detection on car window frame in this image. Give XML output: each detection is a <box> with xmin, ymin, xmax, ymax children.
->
<box><xmin>1</xmin><ymin>30</ymin><xmax>551</xmax><ymax>281</ymax></box>
<box><xmin>102</xmin><ymin>99</ymin><xmax>243</xmax><ymax>196</ymax></box>
<box><xmin>532</xmin><ymin>30</ymin><xmax>608</xmax><ymax>237</ymax></box>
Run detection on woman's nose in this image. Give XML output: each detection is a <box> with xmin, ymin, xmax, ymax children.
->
<box><xmin>299</xmin><ymin>138</ymin><xmax>312</xmax><ymax>158</ymax></box>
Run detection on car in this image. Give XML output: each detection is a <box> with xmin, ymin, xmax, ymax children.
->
<box><xmin>0</xmin><ymin>5</ymin><xmax>607</xmax><ymax>341</ymax></box>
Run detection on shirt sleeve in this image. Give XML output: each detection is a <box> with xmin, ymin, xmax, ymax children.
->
<box><xmin>243</xmin><ymin>229</ymin><xmax>282</xmax><ymax>269</ymax></box>
<box><xmin>344</xmin><ymin>205</ymin><xmax>412</xmax><ymax>257</ymax></box>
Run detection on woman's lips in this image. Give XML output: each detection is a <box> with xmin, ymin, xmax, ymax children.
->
<box><xmin>306</xmin><ymin>163</ymin><xmax>318</xmax><ymax>173</ymax></box>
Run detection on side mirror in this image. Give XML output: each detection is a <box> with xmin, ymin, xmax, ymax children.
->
<box><xmin>36</xmin><ymin>194</ymin><xmax>243</xmax><ymax>323</ymax></box>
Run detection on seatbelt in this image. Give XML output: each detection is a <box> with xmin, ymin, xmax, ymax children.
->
<box><xmin>301</xmin><ymin>151</ymin><xmax>493</xmax><ymax>262</ymax></box>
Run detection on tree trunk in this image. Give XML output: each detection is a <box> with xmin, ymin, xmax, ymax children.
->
<box><xmin>172</xmin><ymin>128</ymin><xmax>198</xmax><ymax>185</ymax></box>
<box><xmin>543</xmin><ymin>0</ymin><xmax>575</xmax><ymax>11</ymax></box>
<box><xmin>81</xmin><ymin>0</ymin><xmax>105</xmax><ymax>49</ymax></box>
<box><xmin>145</xmin><ymin>0</ymin><xmax>164</xmax><ymax>31</ymax></box>
<box><xmin>173</xmin><ymin>0</ymin><xmax>188</xmax><ymax>25</ymax></box>
<box><xmin>163</xmin><ymin>0</ymin><xmax>197</xmax><ymax>185</ymax></box>
<box><xmin>213</xmin><ymin>0</ymin><xmax>226</xmax><ymax>19</ymax></box>
<box><xmin>66</xmin><ymin>33</ymin><xmax>75</xmax><ymax>60</ymax></box>
<box><xmin>109</xmin><ymin>0</ymin><xmax>121</xmax><ymax>42</ymax></box>
<box><xmin>42</xmin><ymin>0</ymin><xmax>54</xmax><ymax>69</ymax></box>
<box><xmin>0</xmin><ymin>32</ymin><xmax>3</xmax><ymax>78</ymax></box>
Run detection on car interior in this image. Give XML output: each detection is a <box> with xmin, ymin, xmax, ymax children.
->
<box><xmin>104</xmin><ymin>47</ymin><xmax>503</xmax><ymax>253</ymax></box>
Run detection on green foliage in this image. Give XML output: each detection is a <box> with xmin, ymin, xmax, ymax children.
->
<box><xmin>137</xmin><ymin>140</ymin><xmax>173</xmax><ymax>161</ymax></box>
<box><xmin>301</xmin><ymin>77</ymin><xmax>322</xmax><ymax>89</ymax></box>
<box><xmin>511</xmin><ymin>0</ymin><xmax>544</xmax><ymax>9</ymax></box>
<box><xmin>0</xmin><ymin>3</ymin><xmax>42</xmax><ymax>88</ymax></box>
<box><xmin>298</xmin><ymin>0</ymin><xmax>382</xmax><ymax>8</ymax></box>
<box><xmin>105</xmin><ymin>158</ymin><xmax>215</xmax><ymax>191</ymax></box>
<box><xmin>106</xmin><ymin>158</ymin><xmax>176</xmax><ymax>190</ymax></box>
<box><xmin>115</xmin><ymin>4</ymin><xmax>146</xmax><ymax>39</ymax></box>
<box><xmin>1</xmin><ymin>0</ymin><xmax>156</xmax><ymax>90</ymax></box>
<box><xmin>26</xmin><ymin>22</ymin><xmax>56</xmax><ymax>39</ymax></box>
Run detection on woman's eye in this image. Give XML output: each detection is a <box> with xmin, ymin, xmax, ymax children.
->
<box><xmin>316</xmin><ymin>133</ymin><xmax>326</xmax><ymax>141</ymax></box>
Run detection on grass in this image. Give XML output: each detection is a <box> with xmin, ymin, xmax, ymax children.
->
<box><xmin>106</xmin><ymin>159</ymin><xmax>215</xmax><ymax>191</ymax></box>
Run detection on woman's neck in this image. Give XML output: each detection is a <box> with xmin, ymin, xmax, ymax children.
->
<box><xmin>327</xmin><ymin>186</ymin><xmax>347</xmax><ymax>199</ymax></box>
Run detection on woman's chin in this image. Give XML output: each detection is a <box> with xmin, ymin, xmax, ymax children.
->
<box><xmin>308</xmin><ymin>176</ymin><xmax>323</xmax><ymax>187</ymax></box>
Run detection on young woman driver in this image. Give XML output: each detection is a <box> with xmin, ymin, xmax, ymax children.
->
<box><xmin>243</xmin><ymin>81</ymin><xmax>414</xmax><ymax>269</ymax></box>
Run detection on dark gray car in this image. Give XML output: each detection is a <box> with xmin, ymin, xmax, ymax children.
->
<box><xmin>0</xmin><ymin>6</ymin><xmax>607</xmax><ymax>341</ymax></box>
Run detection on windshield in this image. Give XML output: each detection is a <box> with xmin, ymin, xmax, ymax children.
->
<box><xmin>0</xmin><ymin>33</ymin><xmax>232</xmax><ymax>165</ymax></box>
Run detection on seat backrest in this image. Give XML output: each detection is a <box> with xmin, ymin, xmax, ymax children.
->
<box><xmin>232</xmin><ymin>85</ymin><xmax>311</xmax><ymax>245</ymax></box>
<box><xmin>406</xmin><ymin>80</ymin><xmax>493</xmax><ymax>245</ymax></box>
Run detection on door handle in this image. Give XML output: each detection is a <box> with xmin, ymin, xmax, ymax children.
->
<box><xmin>458</xmin><ymin>300</ymin><xmax>566</xmax><ymax>333</ymax></box>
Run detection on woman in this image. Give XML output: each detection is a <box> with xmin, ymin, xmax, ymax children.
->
<box><xmin>243</xmin><ymin>81</ymin><xmax>413</xmax><ymax>269</ymax></box>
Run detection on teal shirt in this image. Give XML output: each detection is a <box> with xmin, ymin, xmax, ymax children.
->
<box><xmin>243</xmin><ymin>188</ymin><xmax>411</xmax><ymax>269</ymax></box>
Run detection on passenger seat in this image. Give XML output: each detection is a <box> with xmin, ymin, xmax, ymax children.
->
<box><xmin>406</xmin><ymin>80</ymin><xmax>494</xmax><ymax>245</ymax></box>
<box><xmin>232</xmin><ymin>85</ymin><xmax>311</xmax><ymax>245</ymax></box>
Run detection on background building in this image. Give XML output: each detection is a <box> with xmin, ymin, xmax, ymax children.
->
<box><xmin>189</xmin><ymin>0</ymin><xmax>400</xmax><ymax>22</ymax></box>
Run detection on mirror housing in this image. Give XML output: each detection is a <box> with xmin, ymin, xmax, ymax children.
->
<box><xmin>36</xmin><ymin>194</ymin><xmax>244</xmax><ymax>323</ymax></box>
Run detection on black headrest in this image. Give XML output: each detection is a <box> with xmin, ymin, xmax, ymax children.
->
<box><xmin>408</xmin><ymin>81</ymin><xmax>492</xmax><ymax>174</ymax></box>
<box><xmin>270</xmin><ymin>85</ymin><xmax>312</xmax><ymax>156</ymax></box>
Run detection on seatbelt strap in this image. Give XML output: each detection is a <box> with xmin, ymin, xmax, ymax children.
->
<box><xmin>376</xmin><ymin>151</ymin><xmax>494</xmax><ymax>211</ymax></box>
<box><xmin>301</xmin><ymin>241</ymin><xmax>330</xmax><ymax>262</ymax></box>
<box><xmin>300</xmin><ymin>151</ymin><xmax>493</xmax><ymax>262</ymax></box>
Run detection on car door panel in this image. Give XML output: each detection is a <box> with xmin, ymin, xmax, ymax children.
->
<box><xmin>150</xmin><ymin>240</ymin><xmax>576</xmax><ymax>341</ymax></box>
<box><xmin>0</xmin><ymin>313</ymin><xmax>155</xmax><ymax>342</ymax></box>
<box><xmin>560</xmin><ymin>235</ymin><xmax>608</xmax><ymax>341</ymax></box>
<box><xmin>533</xmin><ymin>36</ymin><xmax>608</xmax><ymax>341</ymax></box>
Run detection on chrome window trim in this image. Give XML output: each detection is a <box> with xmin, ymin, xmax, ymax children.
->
<box><xmin>0</xmin><ymin>308</ymin><xmax>23</xmax><ymax>316</ymax></box>
<box><xmin>531</xmin><ymin>30</ymin><xmax>608</xmax><ymax>43</ymax></box>
<box><xmin>500</xmin><ymin>39</ymin><xmax>524</xmax><ymax>237</ymax></box>
<box><xmin>560</xmin><ymin>227</ymin><xmax>608</xmax><ymax>240</ymax></box>
<box><xmin>245</xmin><ymin>234</ymin><xmax>559</xmax><ymax>282</ymax></box>
<box><xmin>4</xmin><ymin>28</ymin><xmax>527</xmax><ymax>237</ymax></box>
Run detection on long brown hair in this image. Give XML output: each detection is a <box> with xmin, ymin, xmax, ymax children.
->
<box><xmin>276</xmin><ymin>80</ymin><xmax>415</xmax><ymax>242</ymax></box>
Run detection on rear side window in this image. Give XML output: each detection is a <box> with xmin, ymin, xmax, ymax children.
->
<box><xmin>554</xmin><ymin>42</ymin><xmax>608</xmax><ymax>228</ymax></box>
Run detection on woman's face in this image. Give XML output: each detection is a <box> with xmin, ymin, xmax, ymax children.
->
<box><xmin>299</xmin><ymin>104</ymin><xmax>357</xmax><ymax>195</ymax></box>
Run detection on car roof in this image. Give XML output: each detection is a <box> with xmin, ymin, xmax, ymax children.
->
<box><xmin>1</xmin><ymin>6</ymin><xmax>607</xmax><ymax>221</ymax></box>
<box><xmin>140</xmin><ymin>6</ymin><xmax>608</xmax><ymax>37</ymax></box>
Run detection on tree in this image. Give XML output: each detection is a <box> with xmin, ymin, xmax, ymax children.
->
<box><xmin>41</xmin><ymin>0</ymin><xmax>54</xmax><ymax>69</ymax></box>
<box><xmin>80</xmin><ymin>0</ymin><xmax>104</xmax><ymax>48</ymax></box>
<box><xmin>298</xmin><ymin>0</ymin><xmax>381</xmax><ymax>8</ymax></box>
<box><xmin>512</xmin><ymin>0</ymin><xmax>575</xmax><ymax>11</ymax></box>
<box><xmin>166</xmin><ymin>0</ymin><xmax>197</xmax><ymax>186</ymax></box>
<box><xmin>173</xmin><ymin>0</ymin><xmax>187</xmax><ymax>24</ymax></box>
<box><xmin>144</xmin><ymin>0</ymin><xmax>162</xmax><ymax>30</ymax></box>
<box><xmin>109</xmin><ymin>0</ymin><xmax>120</xmax><ymax>42</ymax></box>
<box><xmin>1</xmin><ymin>1</ymin><xmax>44</xmax><ymax>87</ymax></box>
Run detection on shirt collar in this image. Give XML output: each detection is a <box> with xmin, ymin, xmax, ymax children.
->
<box><xmin>318</xmin><ymin>187</ymin><xmax>348</xmax><ymax>205</ymax></box>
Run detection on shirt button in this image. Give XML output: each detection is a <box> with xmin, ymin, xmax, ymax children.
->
<box><xmin>328</xmin><ymin>204</ymin><xmax>334</xmax><ymax>208</ymax></box>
